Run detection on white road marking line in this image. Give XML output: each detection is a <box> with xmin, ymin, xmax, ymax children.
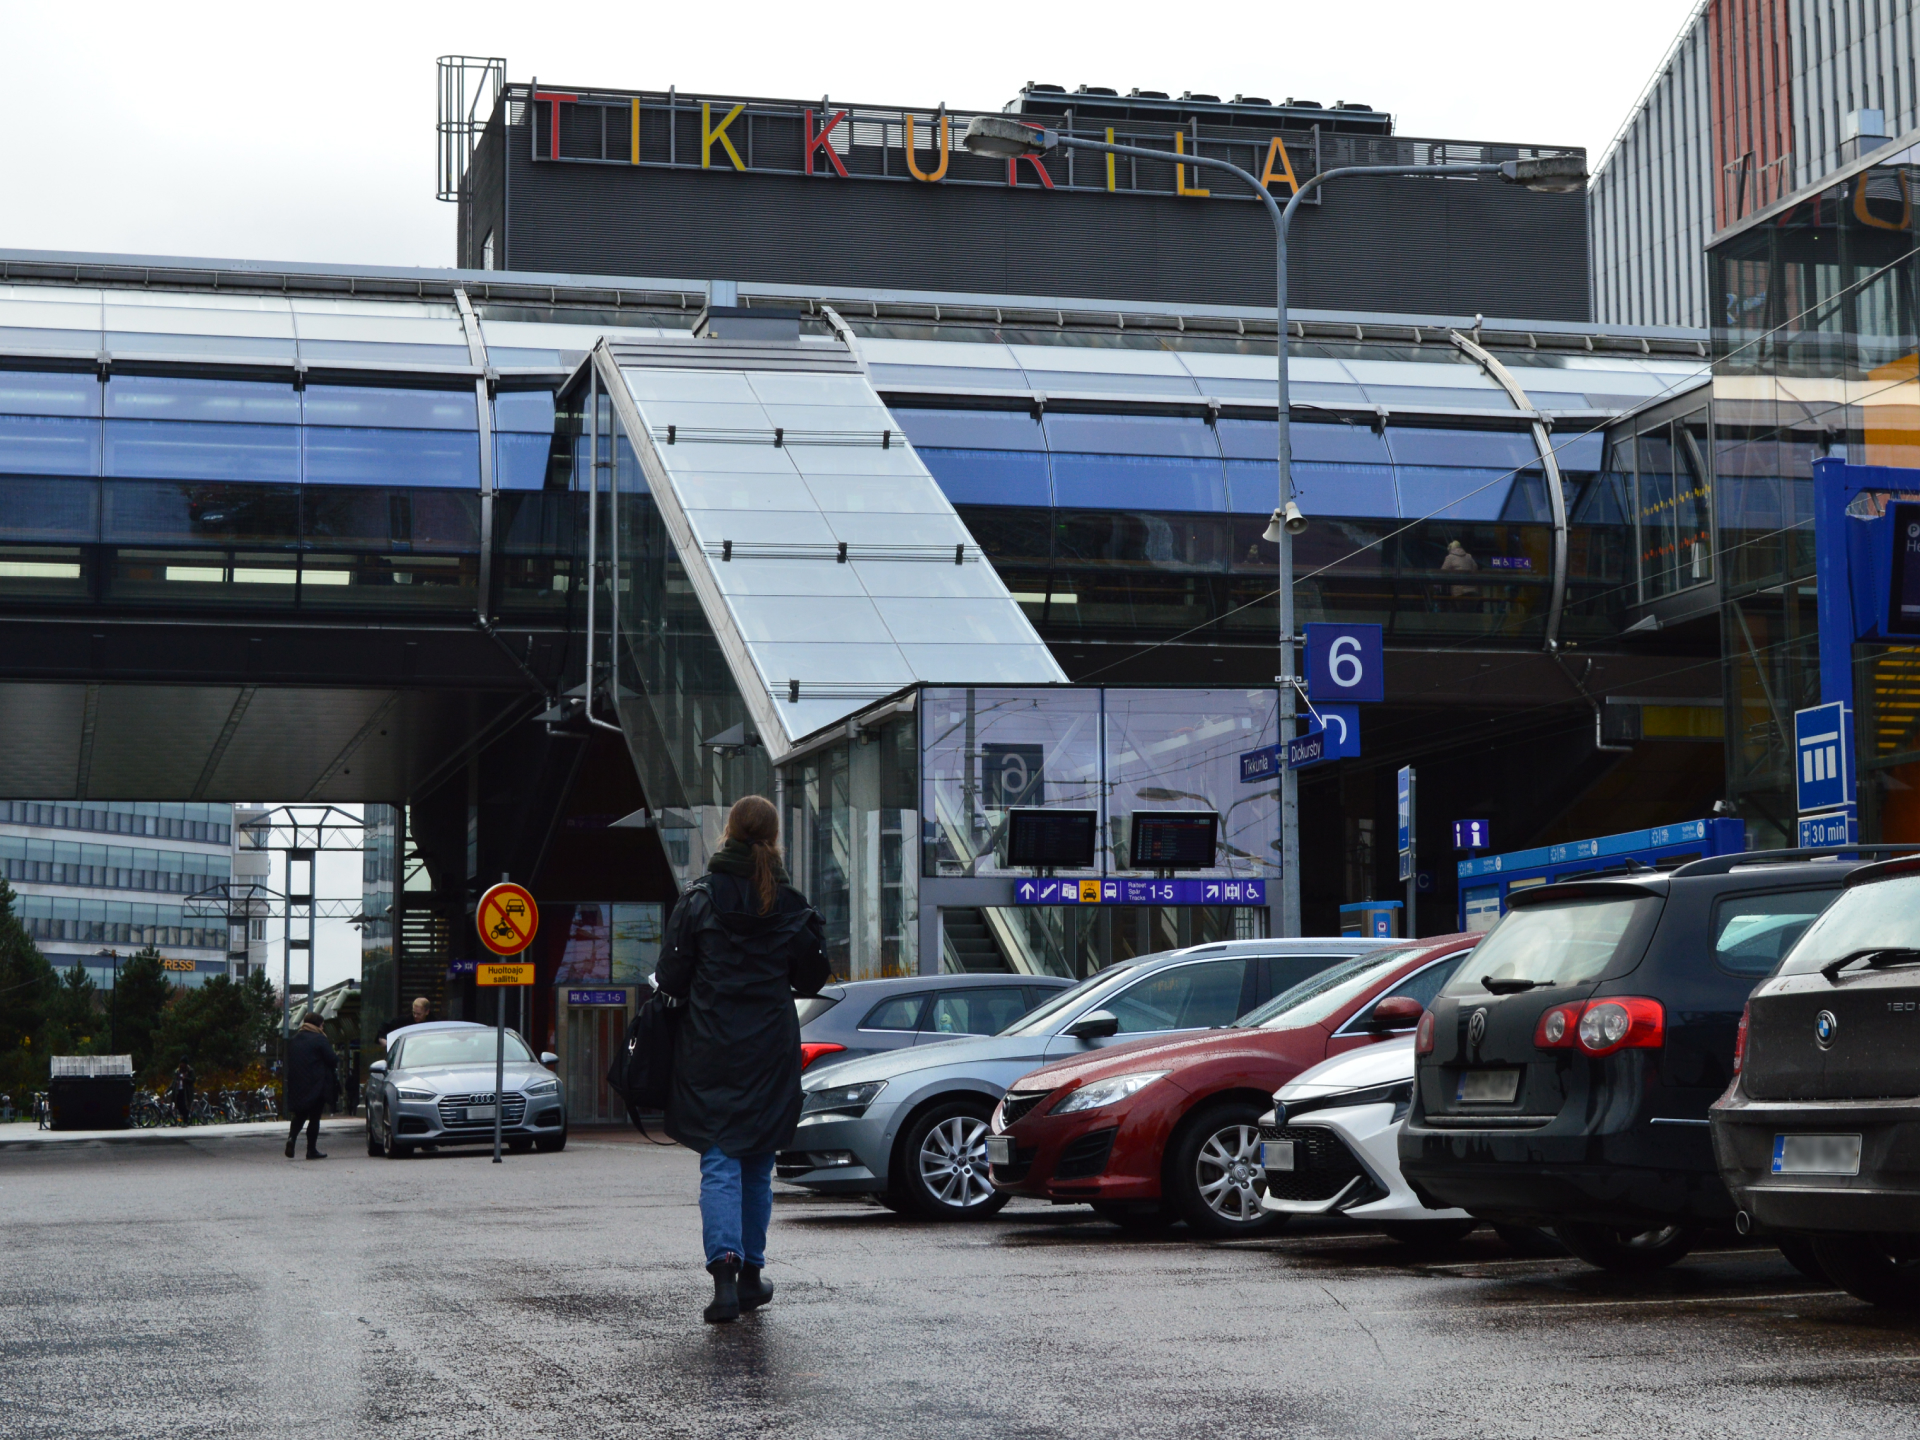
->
<box><xmin>1375</xmin><ymin>1289</ymin><xmax>1847</xmax><ymax>1315</ymax></box>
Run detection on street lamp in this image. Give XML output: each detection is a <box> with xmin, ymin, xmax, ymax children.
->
<box><xmin>962</xmin><ymin>116</ymin><xmax>1586</xmax><ymax>936</ymax></box>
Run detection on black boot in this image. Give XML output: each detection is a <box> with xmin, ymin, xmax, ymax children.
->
<box><xmin>738</xmin><ymin>1264</ymin><xmax>773</xmax><ymax>1311</ymax></box>
<box><xmin>307</xmin><ymin>1147</ymin><xmax>327</xmax><ymax>1159</ymax></box>
<box><xmin>284</xmin><ymin>1133</ymin><xmax>296</xmax><ymax>1159</ymax></box>
<box><xmin>703</xmin><ymin>1255</ymin><xmax>741</xmax><ymax>1324</ymax></box>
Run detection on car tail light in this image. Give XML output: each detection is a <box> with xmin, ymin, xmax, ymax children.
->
<box><xmin>1574</xmin><ymin>997</ymin><xmax>1663</xmax><ymax>1056</ymax></box>
<box><xmin>1532</xmin><ymin>998</ymin><xmax>1664</xmax><ymax>1055</ymax></box>
<box><xmin>799</xmin><ymin>1043</ymin><xmax>846</xmax><ymax>1070</ymax></box>
<box><xmin>1534</xmin><ymin>1004</ymin><xmax>1582</xmax><ymax>1049</ymax></box>
<box><xmin>1414</xmin><ymin>1010</ymin><xmax>1436</xmax><ymax>1056</ymax></box>
<box><xmin>1732</xmin><ymin>1004</ymin><xmax>1749</xmax><ymax>1074</ymax></box>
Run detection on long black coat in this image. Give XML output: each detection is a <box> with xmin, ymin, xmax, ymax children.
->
<box><xmin>286</xmin><ymin>1028</ymin><xmax>340</xmax><ymax>1116</ymax></box>
<box><xmin>654</xmin><ymin>870</ymin><xmax>829</xmax><ymax>1157</ymax></box>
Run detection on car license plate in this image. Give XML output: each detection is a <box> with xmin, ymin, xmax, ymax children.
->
<box><xmin>465</xmin><ymin>1104</ymin><xmax>496</xmax><ymax>1122</ymax></box>
<box><xmin>1456</xmin><ymin>1071</ymin><xmax>1521</xmax><ymax>1104</ymax></box>
<box><xmin>1261</xmin><ymin>1140</ymin><xmax>1295</xmax><ymax>1172</ymax></box>
<box><xmin>984</xmin><ymin>1135</ymin><xmax>1014</xmax><ymax>1167</ymax></box>
<box><xmin>1772</xmin><ymin>1133</ymin><xmax>1862</xmax><ymax>1176</ymax></box>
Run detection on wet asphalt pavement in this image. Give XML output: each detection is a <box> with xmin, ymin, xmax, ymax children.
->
<box><xmin>4</xmin><ymin>1129</ymin><xmax>1918</xmax><ymax>1439</ymax></box>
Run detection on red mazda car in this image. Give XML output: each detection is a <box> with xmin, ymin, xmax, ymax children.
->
<box><xmin>987</xmin><ymin>933</ymin><xmax>1477</xmax><ymax>1236</ymax></box>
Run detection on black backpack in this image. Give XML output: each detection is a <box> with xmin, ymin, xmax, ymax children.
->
<box><xmin>607</xmin><ymin>989</ymin><xmax>680</xmax><ymax>1128</ymax></box>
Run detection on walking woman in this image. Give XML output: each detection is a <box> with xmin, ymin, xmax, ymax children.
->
<box><xmin>655</xmin><ymin>795</ymin><xmax>829</xmax><ymax>1323</ymax></box>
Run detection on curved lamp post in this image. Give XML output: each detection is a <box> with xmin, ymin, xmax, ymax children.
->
<box><xmin>962</xmin><ymin>115</ymin><xmax>1585</xmax><ymax>936</ymax></box>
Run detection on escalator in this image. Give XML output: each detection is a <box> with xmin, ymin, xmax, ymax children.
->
<box><xmin>942</xmin><ymin>908</ymin><xmax>1012</xmax><ymax>973</ymax></box>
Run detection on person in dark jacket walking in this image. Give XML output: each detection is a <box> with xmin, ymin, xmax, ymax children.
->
<box><xmin>284</xmin><ymin>1016</ymin><xmax>340</xmax><ymax>1159</ymax></box>
<box><xmin>655</xmin><ymin>795</ymin><xmax>829</xmax><ymax>1323</ymax></box>
<box><xmin>170</xmin><ymin>1062</ymin><xmax>195</xmax><ymax>1127</ymax></box>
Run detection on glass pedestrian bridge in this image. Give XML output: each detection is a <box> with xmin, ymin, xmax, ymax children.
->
<box><xmin>0</xmin><ymin>255</ymin><xmax>1709</xmax><ymax>835</ymax></box>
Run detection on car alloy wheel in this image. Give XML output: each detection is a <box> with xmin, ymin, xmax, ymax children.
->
<box><xmin>1169</xmin><ymin>1101</ymin><xmax>1286</xmax><ymax>1238</ymax></box>
<box><xmin>1195</xmin><ymin>1123</ymin><xmax>1267</xmax><ymax>1224</ymax></box>
<box><xmin>895</xmin><ymin>1101</ymin><xmax>1010</xmax><ymax>1221</ymax></box>
<box><xmin>1554</xmin><ymin>1221</ymin><xmax>1696</xmax><ymax>1272</ymax></box>
<box><xmin>382</xmin><ymin>1117</ymin><xmax>411</xmax><ymax>1159</ymax></box>
<box><xmin>1811</xmin><ymin>1233</ymin><xmax>1920</xmax><ymax>1309</ymax></box>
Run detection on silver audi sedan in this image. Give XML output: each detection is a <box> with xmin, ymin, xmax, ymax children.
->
<box><xmin>365</xmin><ymin>1021</ymin><xmax>567</xmax><ymax>1157</ymax></box>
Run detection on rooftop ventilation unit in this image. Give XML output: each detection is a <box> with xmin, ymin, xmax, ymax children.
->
<box><xmin>1075</xmin><ymin>85</ymin><xmax>1119</xmax><ymax>96</ymax></box>
<box><xmin>1128</xmin><ymin>88</ymin><xmax>1170</xmax><ymax>99</ymax></box>
<box><xmin>1180</xmin><ymin>92</ymin><xmax>1221</xmax><ymax>102</ymax></box>
<box><xmin>1232</xmin><ymin>95</ymin><xmax>1273</xmax><ymax>106</ymax></box>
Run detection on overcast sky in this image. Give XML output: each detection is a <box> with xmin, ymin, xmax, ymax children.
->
<box><xmin>6</xmin><ymin>0</ymin><xmax>1700</xmax><ymax>271</ymax></box>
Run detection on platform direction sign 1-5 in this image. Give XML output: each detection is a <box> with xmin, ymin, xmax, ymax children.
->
<box><xmin>477</xmin><ymin>881</ymin><xmax>539</xmax><ymax>956</ymax></box>
<box><xmin>1016</xmin><ymin>878</ymin><xmax>1267</xmax><ymax>906</ymax></box>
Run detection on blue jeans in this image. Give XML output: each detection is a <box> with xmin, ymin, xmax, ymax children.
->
<box><xmin>700</xmin><ymin>1149</ymin><xmax>775</xmax><ymax>1269</ymax></box>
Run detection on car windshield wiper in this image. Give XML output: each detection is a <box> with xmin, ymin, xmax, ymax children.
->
<box><xmin>1819</xmin><ymin>947</ymin><xmax>1920</xmax><ymax>983</ymax></box>
<box><xmin>1481</xmin><ymin>976</ymin><xmax>1542</xmax><ymax>995</ymax></box>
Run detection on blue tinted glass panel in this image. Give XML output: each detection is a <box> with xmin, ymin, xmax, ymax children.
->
<box><xmin>0</xmin><ymin>477</ymin><xmax>99</xmax><ymax>541</ymax></box>
<box><xmin>1387</xmin><ymin>427</ymin><xmax>1537</xmax><ymax>470</ymax></box>
<box><xmin>1498</xmin><ymin>472</ymin><xmax>1553</xmax><ymax>522</ymax></box>
<box><xmin>0</xmin><ymin>372</ymin><xmax>100</xmax><ymax>417</ymax></box>
<box><xmin>297</xmin><ymin>340</ymin><xmax>474</xmax><ymax>367</ymax></box>
<box><xmin>0</xmin><ymin>415</ymin><xmax>100</xmax><ymax>476</ymax></box>
<box><xmin>493</xmin><ymin>390</ymin><xmax>557</xmax><ymax>433</ymax></box>
<box><xmin>1242</xmin><ymin>459</ymin><xmax>1399</xmax><ymax>518</ymax></box>
<box><xmin>302</xmin><ymin>386</ymin><xmax>477</xmax><ymax>431</ymax></box>
<box><xmin>1051</xmin><ymin>453</ymin><xmax>1226</xmax><ymax>512</ymax></box>
<box><xmin>917</xmin><ymin>447</ymin><xmax>1050</xmax><ymax>507</ymax></box>
<box><xmin>1553</xmin><ymin>432</ymin><xmax>1606</xmax><ymax>471</ymax></box>
<box><xmin>1395</xmin><ymin>467</ymin><xmax>1514</xmax><ymax>522</ymax></box>
<box><xmin>1042</xmin><ymin>413</ymin><xmax>1221</xmax><ymax>458</ymax></box>
<box><xmin>105</xmin><ymin>420</ymin><xmax>299</xmax><ymax>482</ymax></box>
<box><xmin>102</xmin><ymin>481</ymin><xmax>301</xmax><ymax>545</ymax></box>
<box><xmin>106</xmin><ymin>375</ymin><xmax>300</xmax><ymax>424</ymax></box>
<box><xmin>893</xmin><ymin>408</ymin><xmax>1044</xmax><ymax>452</ymax></box>
<box><xmin>1218</xmin><ymin>418</ymin><xmax>1392</xmax><ymax>465</ymax></box>
<box><xmin>1575</xmin><ymin>471</ymin><xmax>1632</xmax><ymax>526</ymax></box>
<box><xmin>304</xmin><ymin>429</ymin><xmax>480</xmax><ymax>488</ymax></box>
<box><xmin>495</xmin><ymin>432</ymin><xmax>553</xmax><ymax>490</ymax></box>
<box><xmin>302</xmin><ymin>488</ymin><xmax>481</xmax><ymax>551</ymax></box>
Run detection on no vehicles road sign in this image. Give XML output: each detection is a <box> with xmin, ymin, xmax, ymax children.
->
<box><xmin>477</xmin><ymin>882</ymin><xmax>539</xmax><ymax>956</ymax></box>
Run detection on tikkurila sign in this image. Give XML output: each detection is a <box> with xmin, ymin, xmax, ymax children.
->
<box><xmin>520</xmin><ymin>86</ymin><xmax>1316</xmax><ymax>203</ymax></box>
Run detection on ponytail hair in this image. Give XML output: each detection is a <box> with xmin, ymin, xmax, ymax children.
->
<box><xmin>724</xmin><ymin>795</ymin><xmax>783</xmax><ymax>914</ymax></box>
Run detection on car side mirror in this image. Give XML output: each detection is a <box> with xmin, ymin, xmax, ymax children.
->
<box><xmin>540</xmin><ymin>1052</ymin><xmax>558</xmax><ymax>1067</ymax></box>
<box><xmin>1064</xmin><ymin>1010</ymin><xmax>1121</xmax><ymax>1040</ymax></box>
<box><xmin>368</xmin><ymin>1060</ymin><xmax>388</xmax><ymax>1076</ymax></box>
<box><xmin>1365</xmin><ymin>996</ymin><xmax>1425</xmax><ymax>1031</ymax></box>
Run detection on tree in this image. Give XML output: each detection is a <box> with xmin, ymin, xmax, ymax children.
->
<box><xmin>152</xmin><ymin>975</ymin><xmax>254</xmax><ymax>1076</ymax></box>
<box><xmin>45</xmin><ymin>963</ymin><xmax>101</xmax><ymax>1056</ymax></box>
<box><xmin>239</xmin><ymin>968</ymin><xmax>281</xmax><ymax>1058</ymax></box>
<box><xmin>0</xmin><ymin>877</ymin><xmax>55</xmax><ymax>1094</ymax></box>
<box><xmin>109</xmin><ymin>948</ymin><xmax>176</xmax><ymax>1078</ymax></box>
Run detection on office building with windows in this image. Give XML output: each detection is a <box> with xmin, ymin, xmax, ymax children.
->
<box><xmin>1</xmin><ymin>801</ymin><xmax>235</xmax><ymax>984</ymax></box>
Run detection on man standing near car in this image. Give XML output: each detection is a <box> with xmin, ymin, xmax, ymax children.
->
<box><xmin>284</xmin><ymin>1015</ymin><xmax>339</xmax><ymax>1159</ymax></box>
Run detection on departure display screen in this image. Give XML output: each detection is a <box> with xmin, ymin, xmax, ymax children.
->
<box><xmin>1005</xmin><ymin>809</ymin><xmax>1098</xmax><ymax>868</ymax></box>
<box><xmin>1127</xmin><ymin>812</ymin><xmax>1219</xmax><ymax>870</ymax></box>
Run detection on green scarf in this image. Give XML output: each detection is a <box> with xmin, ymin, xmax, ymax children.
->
<box><xmin>708</xmin><ymin>838</ymin><xmax>790</xmax><ymax>888</ymax></box>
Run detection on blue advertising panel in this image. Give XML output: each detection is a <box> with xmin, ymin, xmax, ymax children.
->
<box><xmin>1014</xmin><ymin>878</ymin><xmax>1267</xmax><ymax>906</ymax></box>
<box><xmin>1396</xmin><ymin>766</ymin><xmax>1412</xmax><ymax>853</ymax></box>
<box><xmin>1794</xmin><ymin>702</ymin><xmax>1851</xmax><ymax>815</ymax></box>
<box><xmin>1305</xmin><ymin>623</ymin><xmax>1385</xmax><ymax>703</ymax></box>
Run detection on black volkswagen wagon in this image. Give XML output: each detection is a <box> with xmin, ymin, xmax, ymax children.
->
<box><xmin>1712</xmin><ymin>855</ymin><xmax>1920</xmax><ymax>1308</ymax></box>
<box><xmin>1399</xmin><ymin>854</ymin><xmax>1857</xmax><ymax>1272</ymax></box>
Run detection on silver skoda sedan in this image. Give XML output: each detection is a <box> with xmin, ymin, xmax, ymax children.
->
<box><xmin>782</xmin><ymin>937</ymin><xmax>1381</xmax><ymax>1219</ymax></box>
<box><xmin>365</xmin><ymin>1022</ymin><xmax>567</xmax><ymax>1157</ymax></box>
